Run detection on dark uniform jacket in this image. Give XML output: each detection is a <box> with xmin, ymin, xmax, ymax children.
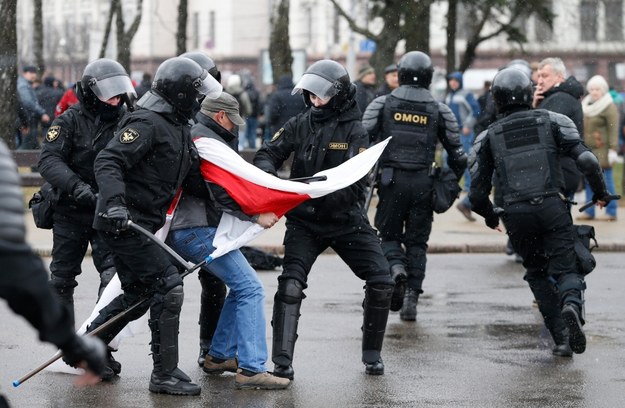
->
<box><xmin>38</xmin><ymin>104</ymin><xmax>123</xmax><ymax>221</ymax></box>
<box><xmin>93</xmin><ymin>91</ymin><xmax>200</xmax><ymax>233</ymax></box>
<box><xmin>254</xmin><ymin>102</ymin><xmax>368</xmax><ymax>234</ymax></box>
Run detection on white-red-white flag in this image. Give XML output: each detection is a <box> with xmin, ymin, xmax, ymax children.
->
<box><xmin>193</xmin><ymin>136</ymin><xmax>390</xmax><ymax>260</ymax></box>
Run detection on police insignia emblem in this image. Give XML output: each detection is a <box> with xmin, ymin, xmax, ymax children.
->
<box><xmin>271</xmin><ymin>128</ymin><xmax>284</xmax><ymax>142</ymax></box>
<box><xmin>46</xmin><ymin>126</ymin><xmax>61</xmax><ymax>142</ymax></box>
<box><xmin>120</xmin><ymin>128</ymin><xmax>140</xmax><ymax>143</ymax></box>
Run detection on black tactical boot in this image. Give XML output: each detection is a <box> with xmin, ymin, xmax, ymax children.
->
<box><xmin>400</xmin><ymin>288</ymin><xmax>419</xmax><ymax>321</ymax></box>
<box><xmin>273</xmin><ymin>364</ymin><xmax>295</xmax><ymax>380</ymax></box>
<box><xmin>362</xmin><ymin>284</ymin><xmax>392</xmax><ymax>376</ymax></box>
<box><xmin>107</xmin><ymin>347</ymin><xmax>122</xmax><ymax>374</ymax></box>
<box><xmin>551</xmin><ymin>328</ymin><xmax>572</xmax><ymax>357</ymax></box>
<box><xmin>197</xmin><ymin>339</ymin><xmax>211</xmax><ymax>367</ymax></box>
<box><xmin>149</xmin><ymin>367</ymin><xmax>201</xmax><ymax>396</ymax></box>
<box><xmin>562</xmin><ymin>303</ymin><xmax>586</xmax><ymax>354</ymax></box>
<box><xmin>364</xmin><ymin>356</ymin><xmax>385</xmax><ymax>375</ymax></box>
<box><xmin>389</xmin><ymin>264</ymin><xmax>407</xmax><ymax>312</ymax></box>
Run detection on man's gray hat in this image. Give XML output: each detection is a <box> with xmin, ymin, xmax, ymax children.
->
<box><xmin>201</xmin><ymin>91</ymin><xmax>245</xmax><ymax>126</ymax></box>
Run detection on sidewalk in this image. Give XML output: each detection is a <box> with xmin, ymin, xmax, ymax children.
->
<box><xmin>25</xmin><ymin>192</ymin><xmax>624</xmax><ymax>257</ymax></box>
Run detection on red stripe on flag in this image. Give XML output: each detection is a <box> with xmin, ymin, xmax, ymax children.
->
<box><xmin>200</xmin><ymin>161</ymin><xmax>310</xmax><ymax>218</ymax></box>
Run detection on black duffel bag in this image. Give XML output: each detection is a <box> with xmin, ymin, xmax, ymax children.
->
<box><xmin>28</xmin><ymin>182</ymin><xmax>58</xmax><ymax>229</ymax></box>
<box><xmin>430</xmin><ymin>165</ymin><xmax>462</xmax><ymax>214</ymax></box>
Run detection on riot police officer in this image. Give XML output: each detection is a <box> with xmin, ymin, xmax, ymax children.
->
<box><xmin>469</xmin><ymin>68</ymin><xmax>612</xmax><ymax>356</ymax></box>
<box><xmin>85</xmin><ymin>57</ymin><xmax>222</xmax><ymax>395</ymax></box>
<box><xmin>363</xmin><ymin>51</ymin><xmax>467</xmax><ymax>321</ymax></box>
<box><xmin>38</xmin><ymin>58</ymin><xmax>135</xmax><ymax>323</ymax></box>
<box><xmin>0</xmin><ymin>139</ymin><xmax>107</xmax><ymax>403</ymax></box>
<box><xmin>179</xmin><ymin>51</ymin><xmax>228</xmax><ymax>367</ymax></box>
<box><xmin>254</xmin><ymin>59</ymin><xmax>395</xmax><ymax>379</ymax></box>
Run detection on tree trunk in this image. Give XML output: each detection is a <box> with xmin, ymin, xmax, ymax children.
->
<box><xmin>404</xmin><ymin>0</ymin><xmax>431</xmax><ymax>55</ymax></box>
<box><xmin>176</xmin><ymin>0</ymin><xmax>188</xmax><ymax>55</ymax></box>
<box><xmin>116</xmin><ymin>0</ymin><xmax>143</xmax><ymax>73</ymax></box>
<box><xmin>0</xmin><ymin>0</ymin><xmax>18</xmax><ymax>148</ymax></box>
<box><xmin>269</xmin><ymin>0</ymin><xmax>293</xmax><ymax>84</ymax></box>
<box><xmin>99</xmin><ymin>0</ymin><xmax>117</xmax><ymax>58</ymax></box>
<box><xmin>33</xmin><ymin>0</ymin><xmax>44</xmax><ymax>75</ymax></box>
<box><xmin>446</xmin><ymin>0</ymin><xmax>458</xmax><ymax>74</ymax></box>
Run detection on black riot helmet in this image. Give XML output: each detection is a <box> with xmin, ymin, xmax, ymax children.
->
<box><xmin>179</xmin><ymin>51</ymin><xmax>221</xmax><ymax>83</ymax></box>
<box><xmin>76</xmin><ymin>58</ymin><xmax>136</xmax><ymax>114</ymax></box>
<box><xmin>491</xmin><ymin>67</ymin><xmax>534</xmax><ymax>113</ymax></box>
<box><xmin>292</xmin><ymin>59</ymin><xmax>356</xmax><ymax>112</ymax></box>
<box><xmin>152</xmin><ymin>56</ymin><xmax>222</xmax><ymax>114</ymax></box>
<box><xmin>504</xmin><ymin>59</ymin><xmax>532</xmax><ymax>80</ymax></box>
<box><xmin>397</xmin><ymin>51</ymin><xmax>434</xmax><ymax>88</ymax></box>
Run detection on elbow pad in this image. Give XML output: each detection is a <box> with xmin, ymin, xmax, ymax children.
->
<box><xmin>576</xmin><ymin>151</ymin><xmax>607</xmax><ymax>195</ymax></box>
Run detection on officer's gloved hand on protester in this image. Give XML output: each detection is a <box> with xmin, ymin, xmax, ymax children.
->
<box><xmin>72</xmin><ymin>182</ymin><xmax>97</xmax><ymax>207</ymax></box>
<box><xmin>61</xmin><ymin>334</ymin><xmax>107</xmax><ymax>377</ymax></box>
<box><xmin>104</xmin><ymin>205</ymin><xmax>130</xmax><ymax>230</ymax></box>
<box><xmin>485</xmin><ymin>213</ymin><xmax>500</xmax><ymax>229</ymax></box>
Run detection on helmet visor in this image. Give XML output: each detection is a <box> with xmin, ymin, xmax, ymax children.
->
<box><xmin>90</xmin><ymin>75</ymin><xmax>137</xmax><ymax>101</ymax></box>
<box><xmin>195</xmin><ymin>70</ymin><xmax>223</xmax><ymax>99</ymax></box>
<box><xmin>292</xmin><ymin>73</ymin><xmax>339</xmax><ymax>100</ymax></box>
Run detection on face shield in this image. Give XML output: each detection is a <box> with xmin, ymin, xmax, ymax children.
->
<box><xmin>89</xmin><ymin>74</ymin><xmax>137</xmax><ymax>102</ymax></box>
<box><xmin>194</xmin><ymin>70</ymin><xmax>223</xmax><ymax>99</ymax></box>
<box><xmin>292</xmin><ymin>73</ymin><xmax>339</xmax><ymax>100</ymax></box>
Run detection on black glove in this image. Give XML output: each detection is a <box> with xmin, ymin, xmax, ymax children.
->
<box><xmin>72</xmin><ymin>182</ymin><xmax>97</xmax><ymax>207</ymax></box>
<box><xmin>104</xmin><ymin>205</ymin><xmax>130</xmax><ymax>230</ymax></box>
<box><xmin>593</xmin><ymin>192</ymin><xmax>612</xmax><ymax>204</ymax></box>
<box><xmin>61</xmin><ymin>335</ymin><xmax>107</xmax><ymax>377</ymax></box>
<box><xmin>485</xmin><ymin>213</ymin><xmax>500</xmax><ymax>229</ymax></box>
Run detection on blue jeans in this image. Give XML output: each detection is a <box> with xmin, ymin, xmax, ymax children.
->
<box><xmin>245</xmin><ymin>117</ymin><xmax>259</xmax><ymax>149</ymax></box>
<box><xmin>168</xmin><ymin>227</ymin><xmax>268</xmax><ymax>373</ymax></box>
<box><xmin>583</xmin><ymin>168</ymin><xmax>617</xmax><ymax>218</ymax></box>
<box><xmin>460</xmin><ymin>132</ymin><xmax>474</xmax><ymax>190</ymax></box>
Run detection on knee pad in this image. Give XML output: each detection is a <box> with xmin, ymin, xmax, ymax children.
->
<box><xmin>276</xmin><ymin>278</ymin><xmax>305</xmax><ymax>304</ymax></box>
<box><xmin>163</xmin><ymin>285</ymin><xmax>184</xmax><ymax>315</ymax></box>
<box><xmin>156</xmin><ymin>266</ymin><xmax>183</xmax><ymax>295</ymax></box>
<box><xmin>364</xmin><ymin>284</ymin><xmax>393</xmax><ymax>308</ymax></box>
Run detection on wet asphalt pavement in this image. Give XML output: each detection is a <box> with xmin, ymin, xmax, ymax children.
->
<box><xmin>1</xmin><ymin>253</ymin><xmax>624</xmax><ymax>407</ymax></box>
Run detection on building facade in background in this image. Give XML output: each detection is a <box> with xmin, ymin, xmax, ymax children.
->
<box><xmin>16</xmin><ymin>0</ymin><xmax>625</xmax><ymax>93</ymax></box>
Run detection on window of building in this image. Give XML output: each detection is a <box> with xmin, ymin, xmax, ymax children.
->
<box><xmin>605</xmin><ymin>0</ymin><xmax>623</xmax><ymax>41</ymax></box>
<box><xmin>580</xmin><ymin>1</ymin><xmax>599</xmax><ymax>41</ymax></box>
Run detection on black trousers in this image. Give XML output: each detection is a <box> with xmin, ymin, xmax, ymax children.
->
<box><xmin>374</xmin><ymin>169</ymin><xmax>433</xmax><ymax>292</ymax></box>
<box><xmin>49</xmin><ymin>211</ymin><xmax>115</xmax><ymax>291</ymax></box>
<box><xmin>280</xmin><ymin>218</ymin><xmax>392</xmax><ymax>288</ymax></box>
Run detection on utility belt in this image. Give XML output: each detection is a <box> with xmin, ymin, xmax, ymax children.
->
<box><xmin>503</xmin><ymin>190</ymin><xmax>563</xmax><ymax>206</ymax></box>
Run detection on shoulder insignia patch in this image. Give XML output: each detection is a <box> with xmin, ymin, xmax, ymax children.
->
<box><xmin>271</xmin><ymin>128</ymin><xmax>284</xmax><ymax>142</ymax></box>
<box><xmin>120</xmin><ymin>128</ymin><xmax>140</xmax><ymax>144</ymax></box>
<box><xmin>45</xmin><ymin>126</ymin><xmax>61</xmax><ymax>142</ymax></box>
<box><xmin>328</xmin><ymin>142</ymin><xmax>348</xmax><ymax>150</ymax></box>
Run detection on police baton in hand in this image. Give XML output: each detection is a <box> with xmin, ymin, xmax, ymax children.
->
<box><xmin>13</xmin><ymin>221</ymin><xmax>206</xmax><ymax>387</ymax></box>
<box><xmin>578</xmin><ymin>194</ymin><xmax>621</xmax><ymax>212</ymax></box>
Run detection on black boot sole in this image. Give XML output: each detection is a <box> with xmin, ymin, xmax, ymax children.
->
<box><xmin>390</xmin><ymin>276</ymin><xmax>407</xmax><ymax>312</ymax></box>
<box><xmin>149</xmin><ymin>383</ymin><xmax>201</xmax><ymax>396</ymax></box>
<box><xmin>364</xmin><ymin>363</ymin><xmax>384</xmax><ymax>375</ymax></box>
<box><xmin>562</xmin><ymin>305</ymin><xmax>586</xmax><ymax>354</ymax></box>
